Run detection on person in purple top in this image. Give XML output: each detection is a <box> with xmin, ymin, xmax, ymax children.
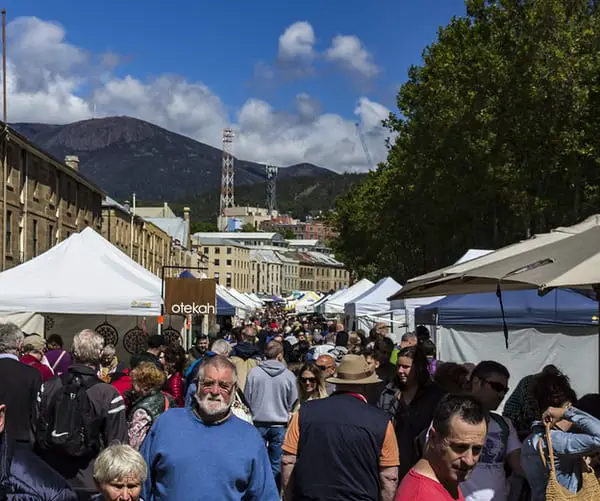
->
<box><xmin>44</xmin><ymin>334</ymin><xmax>72</xmax><ymax>376</ymax></box>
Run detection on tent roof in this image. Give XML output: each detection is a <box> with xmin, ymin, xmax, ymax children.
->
<box><xmin>415</xmin><ymin>288</ymin><xmax>599</xmax><ymax>327</ymax></box>
<box><xmin>322</xmin><ymin>279</ymin><xmax>375</xmax><ymax>314</ymax></box>
<box><xmin>345</xmin><ymin>277</ymin><xmax>402</xmax><ymax>317</ymax></box>
<box><xmin>0</xmin><ymin>227</ymin><xmax>162</xmax><ymax>315</ymax></box>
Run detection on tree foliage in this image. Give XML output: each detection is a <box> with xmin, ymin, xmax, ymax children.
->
<box><xmin>332</xmin><ymin>0</ymin><xmax>600</xmax><ymax>282</ymax></box>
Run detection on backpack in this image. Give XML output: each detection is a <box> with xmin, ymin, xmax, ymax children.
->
<box><xmin>37</xmin><ymin>372</ymin><xmax>103</xmax><ymax>457</ymax></box>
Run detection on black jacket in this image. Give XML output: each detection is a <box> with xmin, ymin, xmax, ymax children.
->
<box><xmin>36</xmin><ymin>364</ymin><xmax>128</xmax><ymax>490</ymax></box>
<box><xmin>0</xmin><ymin>357</ymin><xmax>41</xmax><ymax>446</ymax></box>
<box><xmin>0</xmin><ymin>432</ymin><xmax>77</xmax><ymax>500</ymax></box>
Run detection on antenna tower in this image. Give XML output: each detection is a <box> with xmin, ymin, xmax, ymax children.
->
<box><xmin>265</xmin><ymin>164</ymin><xmax>278</xmax><ymax>216</ymax></box>
<box><xmin>219</xmin><ymin>127</ymin><xmax>235</xmax><ymax>230</ymax></box>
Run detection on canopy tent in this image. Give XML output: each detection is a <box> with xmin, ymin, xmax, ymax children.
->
<box><xmin>415</xmin><ymin>288</ymin><xmax>600</xmax><ymax>399</ymax></box>
<box><xmin>0</xmin><ymin>227</ymin><xmax>162</xmax><ymax>316</ymax></box>
<box><xmin>216</xmin><ymin>285</ymin><xmax>250</xmax><ymax>319</ymax></box>
<box><xmin>289</xmin><ymin>291</ymin><xmax>321</xmax><ymax>313</ymax></box>
<box><xmin>216</xmin><ymin>292</ymin><xmax>237</xmax><ymax>316</ymax></box>
<box><xmin>345</xmin><ymin>277</ymin><xmax>402</xmax><ymax>331</ymax></box>
<box><xmin>311</xmin><ymin>290</ymin><xmax>338</xmax><ymax>312</ymax></box>
<box><xmin>246</xmin><ymin>292</ymin><xmax>264</xmax><ymax>306</ymax></box>
<box><xmin>393</xmin><ymin>215</ymin><xmax>600</xmax><ymax>300</ymax></box>
<box><xmin>416</xmin><ymin>288</ymin><xmax>599</xmax><ymax>327</ymax></box>
<box><xmin>226</xmin><ymin>288</ymin><xmax>258</xmax><ymax>311</ymax></box>
<box><xmin>320</xmin><ymin>279</ymin><xmax>375</xmax><ymax>315</ymax></box>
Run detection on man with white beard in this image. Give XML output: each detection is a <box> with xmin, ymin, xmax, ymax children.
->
<box><xmin>140</xmin><ymin>355</ymin><xmax>279</xmax><ymax>500</ymax></box>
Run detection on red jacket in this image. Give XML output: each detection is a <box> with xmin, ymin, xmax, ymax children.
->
<box><xmin>165</xmin><ymin>372</ymin><xmax>184</xmax><ymax>407</ymax></box>
<box><xmin>111</xmin><ymin>370</ymin><xmax>133</xmax><ymax>408</ymax></box>
<box><xmin>20</xmin><ymin>355</ymin><xmax>54</xmax><ymax>382</ymax></box>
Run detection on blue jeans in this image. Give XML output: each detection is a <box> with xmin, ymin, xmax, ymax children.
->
<box><xmin>256</xmin><ymin>425</ymin><xmax>286</xmax><ymax>491</ymax></box>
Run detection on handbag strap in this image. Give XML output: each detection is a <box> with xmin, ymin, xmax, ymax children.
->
<box><xmin>51</xmin><ymin>350</ymin><xmax>66</xmax><ymax>372</ymax></box>
<box><xmin>543</xmin><ymin>422</ymin><xmax>557</xmax><ymax>474</ymax></box>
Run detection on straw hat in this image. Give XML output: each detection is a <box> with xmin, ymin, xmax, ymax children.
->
<box><xmin>326</xmin><ymin>354</ymin><xmax>381</xmax><ymax>385</ymax></box>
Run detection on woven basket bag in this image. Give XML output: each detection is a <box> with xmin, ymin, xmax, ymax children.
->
<box><xmin>537</xmin><ymin>421</ymin><xmax>600</xmax><ymax>500</ymax></box>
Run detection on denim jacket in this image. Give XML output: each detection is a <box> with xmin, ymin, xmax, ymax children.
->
<box><xmin>520</xmin><ymin>407</ymin><xmax>600</xmax><ymax>501</ymax></box>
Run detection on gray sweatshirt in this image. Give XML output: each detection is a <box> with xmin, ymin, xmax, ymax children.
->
<box><xmin>244</xmin><ymin>360</ymin><xmax>298</xmax><ymax>425</ymax></box>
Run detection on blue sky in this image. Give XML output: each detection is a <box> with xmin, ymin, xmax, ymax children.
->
<box><xmin>3</xmin><ymin>0</ymin><xmax>467</xmax><ymax>170</ymax></box>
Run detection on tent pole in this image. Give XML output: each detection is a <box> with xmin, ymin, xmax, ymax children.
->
<box><xmin>595</xmin><ymin>285</ymin><xmax>600</xmax><ymax>393</ymax></box>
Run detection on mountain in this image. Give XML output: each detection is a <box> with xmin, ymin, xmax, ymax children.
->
<box><xmin>11</xmin><ymin>116</ymin><xmax>335</xmax><ymax>200</ymax></box>
<box><xmin>167</xmin><ymin>172</ymin><xmax>367</xmax><ymax>223</ymax></box>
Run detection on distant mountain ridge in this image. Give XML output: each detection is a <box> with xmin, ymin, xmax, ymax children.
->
<box><xmin>12</xmin><ymin>116</ymin><xmax>335</xmax><ymax>201</ymax></box>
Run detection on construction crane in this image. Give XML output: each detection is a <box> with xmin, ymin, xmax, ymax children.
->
<box><xmin>355</xmin><ymin>123</ymin><xmax>374</xmax><ymax>170</ymax></box>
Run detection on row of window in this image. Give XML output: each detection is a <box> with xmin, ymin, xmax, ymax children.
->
<box><xmin>5</xmin><ymin>210</ymin><xmax>63</xmax><ymax>259</ymax></box>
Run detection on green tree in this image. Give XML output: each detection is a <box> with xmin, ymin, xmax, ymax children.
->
<box><xmin>240</xmin><ymin>223</ymin><xmax>256</xmax><ymax>232</ymax></box>
<box><xmin>333</xmin><ymin>0</ymin><xmax>600</xmax><ymax>282</ymax></box>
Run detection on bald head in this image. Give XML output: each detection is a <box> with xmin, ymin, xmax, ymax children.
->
<box><xmin>317</xmin><ymin>354</ymin><xmax>336</xmax><ymax>378</ymax></box>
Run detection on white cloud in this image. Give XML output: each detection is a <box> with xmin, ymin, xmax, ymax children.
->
<box><xmin>278</xmin><ymin>21</ymin><xmax>316</xmax><ymax>61</ymax></box>
<box><xmin>325</xmin><ymin>35</ymin><xmax>380</xmax><ymax>78</ymax></box>
<box><xmin>3</xmin><ymin>16</ymin><xmax>392</xmax><ymax>172</ymax></box>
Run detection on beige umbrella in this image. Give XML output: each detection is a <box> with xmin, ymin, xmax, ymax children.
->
<box><xmin>392</xmin><ymin>214</ymin><xmax>600</xmax><ymax>300</ymax></box>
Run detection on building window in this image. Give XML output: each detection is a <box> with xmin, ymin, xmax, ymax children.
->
<box><xmin>214</xmin><ymin>272</ymin><xmax>220</xmax><ymax>285</ymax></box>
<box><xmin>226</xmin><ymin>259</ymin><xmax>232</xmax><ymax>266</ymax></box>
<box><xmin>214</xmin><ymin>259</ymin><xmax>220</xmax><ymax>266</ymax></box>
<box><xmin>204</xmin><ymin>247</ymin><xmax>209</xmax><ymax>254</ymax></box>
<box><xmin>226</xmin><ymin>272</ymin><xmax>232</xmax><ymax>287</ymax></box>
<box><xmin>5</xmin><ymin>211</ymin><xmax>12</xmax><ymax>251</ymax></box>
<box><xmin>227</xmin><ymin>247</ymin><xmax>232</xmax><ymax>254</ymax></box>
<box><xmin>48</xmin><ymin>225</ymin><xmax>54</xmax><ymax>249</ymax></box>
<box><xmin>215</xmin><ymin>247</ymin><xmax>220</xmax><ymax>254</ymax></box>
<box><xmin>32</xmin><ymin>219</ymin><xmax>38</xmax><ymax>257</ymax></box>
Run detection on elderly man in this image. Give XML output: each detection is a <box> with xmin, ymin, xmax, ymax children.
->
<box><xmin>37</xmin><ymin>329</ymin><xmax>128</xmax><ymax>494</ymax></box>
<box><xmin>395</xmin><ymin>393</ymin><xmax>487</xmax><ymax>500</ymax></box>
<box><xmin>0</xmin><ymin>323</ymin><xmax>41</xmax><ymax>447</ymax></box>
<box><xmin>141</xmin><ymin>355</ymin><xmax>279</xmax><ymax>500</ymax></box>
<box><xmin>282</xmin><ymin>354</ymin><xmax>400</xmax><ymax>501</ymax></box>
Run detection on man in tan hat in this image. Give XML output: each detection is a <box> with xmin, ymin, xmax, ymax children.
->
<box><xmin>281</xmin><ymin>354</ymin><xmax>400</xmax><ymax>501</ymax></box>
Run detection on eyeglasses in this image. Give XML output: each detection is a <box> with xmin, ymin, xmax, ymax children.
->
<box><xmin>482</xmin><ymin>379</ymin><xmax>509</xmax><ymax>394</ymax></box>
<box><xmin>317</xmin><ymin>365</ymin><xmax>333</xmax><ymax>371</ymax></box>
<box><xmin>300</xmin><ymin>377</ymin><xmax>317</xmax><ymax>384</ymax></box>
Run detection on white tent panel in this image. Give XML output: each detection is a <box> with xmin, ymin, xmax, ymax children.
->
<box><xmin>325</xmin><ymin>279</ymin><xmax>375</xmax><ymax>315</ymax></box>
<box><xmin>226</xmin><ymin>288</ymin><xmax>258</xmax><ymax>311</ymax></box>
<box><xmin>0</xmin><ymin>228</ymin><xmax>162</xmax><ymax>316</ymax></box>
<box><xmin>345</xmin><ymin>277</ymin><xmax>402</xmax><ymax>331</ymax></box>
<box><xmin>217</xmin><ymin>285</ymin><xmax>250</xmax><ymax>319</ymax></box>
<box><xmin>438</xmin><ymin>326</ymin><xmax>598</xmax><ymax>410</ymax></box>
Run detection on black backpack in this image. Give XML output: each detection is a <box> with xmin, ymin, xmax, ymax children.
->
<box><xmin>38</xmin><ymin>372</ymin><xmax>103</xmax><ymax>457</ymax></box>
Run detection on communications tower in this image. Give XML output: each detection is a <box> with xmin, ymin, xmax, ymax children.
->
<box><xmin>265</xmin><ymin>164</ymin><xmax>278</xmax><ymax>216</ymax></box>
<box><xmin>218</xmin><ymin>128</ymin><xmax>235</xmax><ymax>230</ymax></box>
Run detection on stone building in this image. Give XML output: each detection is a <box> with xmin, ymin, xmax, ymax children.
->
<box><xmin>197</xmin><ymin>237</ymin><xmax>251</xmax><ymax>291</ymax></box>
<box><xmin>0</xmin><ymin>127</ymin><xmax>104</xmax><ymax>271</ymax></box>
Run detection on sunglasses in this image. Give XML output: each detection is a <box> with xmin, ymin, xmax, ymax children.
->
<box><xmin>482</xmin><ymin>379</ymin><xmax>509</xmax><ymax>394</ymax></box>
<box><xmin>316</xmin><ymin>365</ymin><xmax>333</xmax><ymax>371</ymax></box>
<box><xmin>300</xmin><ymin>377</ymin><xmax>317</xmax><ymax>384</ymax></box>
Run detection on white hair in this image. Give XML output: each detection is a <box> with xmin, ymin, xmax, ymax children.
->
<box><xmin>196</xmin><ymin>355</ymin><xmax>237</xmax><ymax>387</ymax></box>
<box><xmin>0</xmin><ymin>323</ymin><xmax>24</xmax><ymax>354</ymax></box>
<box><xmin>211</xmin><ymin>339</ymin><xmax>232</xmax><ymax>356</ymax></box>
<box><xmin>93</xmin><ymin>444</ymin><xmax>147</xmax><ymax>485</ymax></box>
<box><xmin>72</xmin><ymin>329</ymin><xmax>104</xmax><ymax>365</ymax></box>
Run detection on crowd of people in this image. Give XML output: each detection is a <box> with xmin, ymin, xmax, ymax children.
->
<box><xmin>1</xmin><ymin>307</ymin><xmax>600</xmax><ymax>500</ymax></box>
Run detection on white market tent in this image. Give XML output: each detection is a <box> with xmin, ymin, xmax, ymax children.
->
<box><xmin>217</xmin><ymin>285</ymin><xmax>251</xmax><ymax>319</ymax></box>
<box><xmin>0</xmin><ymin>227</ymin><xmax>162</xmax><ymax>316</ymax></box>
<box><xmin>345</xmin><ymin>277</ymin><xmax>402</xmax><ymax>331</ymax></box>
<box><xmin>226</xmin><ymin>288</ymin><xmax>258</xmax><ymax>312</ymax></box>
<box><xmin>321</xmin><ymin>278</ymin><xmax>375</xmax><ymax>315</ymax></box>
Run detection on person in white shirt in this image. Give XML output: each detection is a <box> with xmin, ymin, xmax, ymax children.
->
<box><xmin>462</xmin><ymin>361</ymin><xmax>524</xmax><ymax>501</ymax></box>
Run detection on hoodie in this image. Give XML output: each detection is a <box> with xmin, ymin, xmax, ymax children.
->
<box><xmin>244</xmin><ymin>360</ymin><xmax>298</xmax><ymax>425</ymax></box>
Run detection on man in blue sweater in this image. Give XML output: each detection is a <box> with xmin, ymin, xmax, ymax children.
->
<box><xmin>140</xmin><ymin>355</ymin><xmax>279</xmax><ymax>501</ymax></box>
<box><xmin>244</xmin><ymin>340</ymin><xmax>298</xmax><ymax>490</ymax></box>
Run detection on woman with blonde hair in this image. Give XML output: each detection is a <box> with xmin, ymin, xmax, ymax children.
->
<box><xmin>92</xmin><ymin>444</ymin><xmax>147</xmax><ymax>500</ymax></box>
<box><xmin>290</xmin><ymin>362</ymin><xmax>328</xmax><ymax>416</ymax></box>
<box><xmin>127</xmin><ymin>362</ymin><xmax>174</xmax><ymax>450</ymax></box>
<box><xmin>347</xmin><ymin>331</ymin><xmax>363</xmax><ymax>355</ymax></box>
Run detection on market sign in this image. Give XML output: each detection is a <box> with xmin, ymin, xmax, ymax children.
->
<box><xmin>164</xmin><ymin>278</ymin><xmax>217</xmax><ymax>315</ymax></box>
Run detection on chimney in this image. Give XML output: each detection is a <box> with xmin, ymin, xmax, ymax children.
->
<box><xmin>123</xmin><ymin>200</ymin><xmax>131</xmax><ymax>213</ymax></box>
<box><xmin>183</xmin><ymin>206</ymin><xmax>190</xmax><ymax>221</ymax></box>
<box><xmin>163</xmin><ymin>202</ymin><xmax>168</xmax><ymax>217</ymax></box>
<box><xmin>65</xmin><ymin>155</ymin><xmax>79</xmax><ymax>171</ymax></box>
